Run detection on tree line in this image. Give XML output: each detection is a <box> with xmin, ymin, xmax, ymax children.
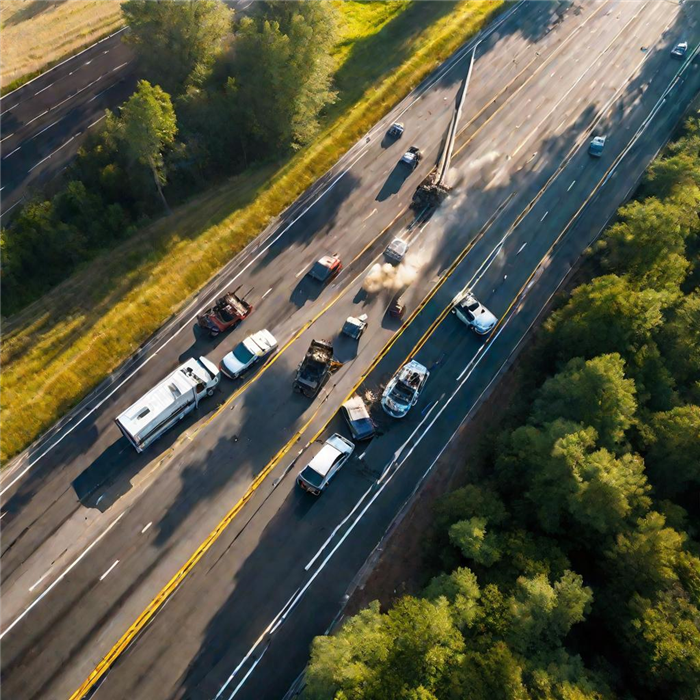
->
<box><xmin>1</xmin><ymin>0</ymin><xmax>339</xmax><ymax>313</ymax></box>
<box><xmin>303</xmin><ymin>116</ymin><xmax>700</xmax><ymax>700</ymax></box>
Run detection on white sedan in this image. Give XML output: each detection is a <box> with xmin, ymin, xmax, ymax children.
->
<box><xmin>297</xmin><ymin>434</ymin><xmax>355</xmax><ymax>495</ymax></box>
<box><xmin>220</xmin><ymin>330</ymin><xmax>278</xmax><ymax>378</ymax></box>
<box><xmin>452</xmin><ymin>291</ymin><xmax>498</xmax><ymax>335</ymax></box>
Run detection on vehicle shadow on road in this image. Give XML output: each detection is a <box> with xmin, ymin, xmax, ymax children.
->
<box><xmin>376</xmin><ymin>163</ymin><xmax>410</xmax><ymax>202</ymax></box>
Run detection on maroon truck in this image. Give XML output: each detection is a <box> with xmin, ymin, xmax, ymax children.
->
<box><xmin>197</xmin><ymin>288</ymin><xmax>253</xmax><ymax>337</ymax></box>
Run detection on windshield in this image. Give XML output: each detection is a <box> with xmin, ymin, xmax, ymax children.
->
<box><xmin>233</xmin><ymin>342</ymin><xmax>256</xmax><ymax>365</ymax></box>
<box><xmin>300</xmin><ymin>466</ymin><xmax>324</xmax><ymax>488</ymax></box>
<box><xmin>311</xmin><ymin>262</ymin><xmax>331</xmax><ymax>280</ymax></box>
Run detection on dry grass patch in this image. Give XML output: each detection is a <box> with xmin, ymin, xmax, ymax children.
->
<box><xmin>1</xmin><ymin>0</ymin><xmax>505</xmax><ymax>463</ymax></box>
<box><xmin>1</xmin><ymin>0</ymin><xmax>123</xmax><ymax>89</ymax></box>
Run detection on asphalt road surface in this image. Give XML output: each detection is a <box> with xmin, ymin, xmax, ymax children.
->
<box><xmin>0</xmin><ymin>1</ymin><xmax>255</xmax><ymax>222</ymax></box>
<box><xmin>2</xmin><ymin>2</ymin><xmax>699</xmax><ymax>699</ymax></box>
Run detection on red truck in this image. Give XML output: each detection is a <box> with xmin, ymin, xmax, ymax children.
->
<box><xmin>197</xmin><ymin>288</ymin><xmax>253</xmax><ymax>337</ymax></box>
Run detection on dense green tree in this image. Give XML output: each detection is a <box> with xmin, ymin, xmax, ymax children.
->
<box><xmin>122</xmin><ymin>0</ymin><xmax>233</xmax><ymax>94</ymax></box>
<box><xmin>599</xmin><ymin>196</ymin><xmax>695</xmax><ymax>293</ymax></box>
<box><xmin>661</xmin><ymin>291</ymin><xmax>700</xmax><ymax>386</ymax></box>
<box><xmin>627</xmin><ymin>592</ymin><xmax>700</xmax><ymax>697</ymax></box>
<box><xmin>424</xmin><ymin>567</ymin><xmax>482</xmax><ymax>630</ymax></box>
<box><xmin>305</xmin><ymin>597</ymin><xmax>464</xmax><ymax>700</ymax></box>
<box><xmin>234</xmin><ymin>1</ymin><xmax>338</xmax><ymax>149</ymax></box>
<box><xmin>507</xmin><ymin>571</ymin><xmax>592</xmax><ymax>655</ymax></box>
<box><xmin>449</xmin><ymin>517</ymin><xmax>503</xmax><ymax>567</ymax></box>
<box><xmin>645</xmin><ymin>116</ymin><xmax>700</xmax><ymax>198</ymax></box>
<box><xmin>642</xmin><ymin>404</ymin><xmax>700</xmax><ymax>495</ymax></box>
<box><xmin>531</xmin><ymin>354</ymin><xmax>637</xmax><ymax>450</ymax></box>
<box><xmin>501</xmin><ymin>422</ymin><xmax>650</xmax><ymax>536</ymax></box>
<box><xmin>544</xmin><ymin>275</ymin><xmax>666</xmax><ymax>363</ymax></box>
<box><xmin>606</xmin><ymin>512</ymin><xmax>691</xmax><ymax>597</ymax></box>
<box><xmin>110</xmin><ymin>80</ymin><xmax>178</xmax><ymax>211</ymax></box>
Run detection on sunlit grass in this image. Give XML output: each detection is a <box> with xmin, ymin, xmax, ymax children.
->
<box><xmin>1</xmin><ymin>0</ymin><xmax>504</xmax><ymax>463</ymax></box>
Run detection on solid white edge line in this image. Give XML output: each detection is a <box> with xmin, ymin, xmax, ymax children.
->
<box><xmin>0</xmin><ymin>512</ymin><xmax>125</xmax><ymax>640</ymax></box>
<box><xmin>0</xmin><ymin>27</ymin><xmax>129</xmax><ymax>102</ymax></box>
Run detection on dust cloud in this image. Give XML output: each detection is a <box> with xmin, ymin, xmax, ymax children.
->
<box><xmin>362</xmin><ymin>251</ymin><xmax>427</xmax><ymax>293</ymax></box>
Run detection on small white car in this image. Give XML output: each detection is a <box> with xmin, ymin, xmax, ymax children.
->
<box><xmin>297</xmin><ymin>434</ymin><xmax>355</xmax><ymax>495</ymax></box>
<box><xmin>588</xmin><ymin>135</ymin><xmax>606</xmax><ymax>158</ymax></box>
<box><xmin>452</xmin><ymin>292</ymin><xmax>498</xmax><ymax>335</ymax></box>
<box><xmin>381</xmin><ymin>360</ymin><xmax>429</xmax><ymax>418</ymax></box>
<box><xmin>384</xmin><ymin>238</ymin><xmax>409</xmax><ymax>264</ymax></box>
<box><xmin>671</xmin><ymin>41</ymin><xmax>688</xmax><ymax>59</ymax></box>
<box><xmin>220</xmin><ymin>329</ymin><xmax>278</xmax><ymax>378</ymax></box>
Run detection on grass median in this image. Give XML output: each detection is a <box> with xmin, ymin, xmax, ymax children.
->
<box><xmin>1</xmin><ymin>0</ymin><xmax>505</xmax><ymax>463</ymax></box>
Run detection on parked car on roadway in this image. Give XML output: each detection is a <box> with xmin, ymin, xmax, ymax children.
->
<box><xmin>388</xmin><ymin>122</ymin><xmax>405</xmax><ymax>138</ymax></box>
<box><xmin>588</xmin><ymin>135</ymin><xmax>606</xmax><ymax>158</ymax></box>
<box><xmin>388</xmin><ymin>293</ymin><xmax>406</xmax><ymax>320</ymax></box>
<box><xmin>297</xmin><ymin>433</ymin><xmax>355</xmax><ymax>495</ymax></box>
<box><xmin>400</xmin><ymin>146</ymin><xmax>422</xmax><ymax>170</ymax></box>
<box><xmin>671</xmin><ymin>41</ymin><xmax>688</xmax><ymax>59</ymax></box>
<box><xmin>342</xmin><ymin>314</ymin><xmax>368</xmax><ymax>340</ymax></box>
<box><xmin>452</xmin><ymin>291</ymin><xmax>498</xmax><ymax>335</ymax></box>
<box><xmin>381</xmin><ymin>360</ymin><xmax>429</xmax><ymax>418</ymax></box>
<box><xmin>341</xmin><ymin>396</ymin><xmax>376</xmax><ymax>441</ymax></box>
<box><xmin>384</xmin><ymin>238</ymin><xmax>409</xmax><ymax>264</ymax></box>
<box><xmin>309</xmin><ymin>254</ymin><xmax>342</xmax><ymax>283</ymax></box>
<box><xmin>220</xmin><ymin>330</ymin><xmax>278</xmax><ymax>378</ymax></box>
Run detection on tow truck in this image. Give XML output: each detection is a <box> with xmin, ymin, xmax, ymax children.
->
<box><xmin>197</xmin><ymin>287</ymin><xmax>252</xmax><ymax>337</ymax></box>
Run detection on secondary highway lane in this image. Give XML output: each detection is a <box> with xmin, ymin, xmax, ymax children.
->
<box><xmin>0</xmin><ymin>29</ymin><xmax>136</xmax><ymax>220</ymax></box>
<box><xmin>2</xmin><ymin>1</ymin><xmax>699</xmax><ymax>698</ymax></box>
<box><xmin>0</xmin><ymin>1</ymin><xmax>254</xmax><ymax>221</ymax></box>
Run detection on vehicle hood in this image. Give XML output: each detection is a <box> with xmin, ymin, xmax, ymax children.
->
<box><xmin>473</xmin><ymin>309</ymin><xmax>497</xmax><ymax>332</ymax></box>
<box><xmin>222</xmin><ymin>352</ymin><xmax>247</xmax><ymax>376</ymax></box>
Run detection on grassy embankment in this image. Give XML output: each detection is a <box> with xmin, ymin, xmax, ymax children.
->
<box><xmin>0</xmin><ymin>0</ymin><xmax>124</xmax><ymax>92</ymax></box>
<box><xmin>1</xmin><ymin>0</ymin><xmax>505</xmax><ymax>463</ymax></box>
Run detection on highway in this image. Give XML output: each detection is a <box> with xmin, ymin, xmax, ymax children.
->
<box><xmin>2</xmin><ymin>1</ymin><xmax>699</xmax><ymax>699</ymax></box>
<box><xmin>0</xmin><ymin>1</ymin><xmax>254</xmax><ymax>222</ymax></box>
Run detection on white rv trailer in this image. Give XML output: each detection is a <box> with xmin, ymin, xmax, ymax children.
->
<box><xmin>116</xmin><ymin>356</ymin><xmax>220</xmax><ymax>453</ymax></box>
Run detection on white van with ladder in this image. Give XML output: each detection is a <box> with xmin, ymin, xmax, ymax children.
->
<box><xmin>116</xmin><ymin>356</ymin><xmax>220</xmax><ymax>453</ymax></box>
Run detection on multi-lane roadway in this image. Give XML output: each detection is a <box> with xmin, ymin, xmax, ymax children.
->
<box><xmin>2</xmin><ymin>1</ymin><xmax>699</xmax><ymax>699</ymax></box>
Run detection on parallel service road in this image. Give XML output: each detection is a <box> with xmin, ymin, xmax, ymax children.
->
<box><xmin>1</xmin><ymin>1</ymin><xmax>698</xmax><ymax>698</ymax></box>
<box><xmin>0</xmin><ymin>0</ymin><xmax>254</xmax><ymax>221</ymax></box>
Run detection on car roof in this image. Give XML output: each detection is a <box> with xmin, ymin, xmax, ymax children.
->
<box><xmin>247</xmin><ymin>329</ymin><xmax>276</xmax><ymax>352</ymax></box>
<box><xmin>399</xmin><ymin>359</ymin><xmax>428</xmax><ymax>381</ymax></box>
<box><xmin>307</xmin><ymin>434</ymin><xmax>352</xmax><ymax>476</ymax></box>
<box><xmin>343</xmin><ymin>395</ymin><xmax>370</xmax><ymax>421</ymax></box>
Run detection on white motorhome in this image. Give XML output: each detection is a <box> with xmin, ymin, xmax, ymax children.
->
<box><xmin>116</xmin><ymin>357</ymin><xmax>220</xmax><ymax>453</ymax></box>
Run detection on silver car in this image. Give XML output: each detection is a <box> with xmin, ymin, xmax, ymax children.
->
<box><xmin>588</xmin><ymin>135</ymin><xmax>606</xmax><ymax>158</ymax></box>
<box><xmin>220</xmin><ymin>329</ymin><xmax>278</xmax><ymax>378</ymax></box>
<box><xmin>384</xmin><ymin>238</ymin><xmax>409</xmax><ymax>264</ymax></box>
<box><xmin>381</xmin><ymin>360</ymin><xmax>429</xmax><ymax>418</ymax></box>
<box><xmin>297</xmin><ymin>434</ymin><xmax>355</xmax><ymax>495</ymax></box>
<box><xmin>452</xmin><ymin>292</ymin><xmax>497</xmax><ymax>335</ymax></box>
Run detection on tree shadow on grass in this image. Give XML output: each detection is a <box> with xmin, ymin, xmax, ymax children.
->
<box><xmin>2</xmin><ymin>0</ymin><xmax>67</xmax><ymax>27</ymax></box>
